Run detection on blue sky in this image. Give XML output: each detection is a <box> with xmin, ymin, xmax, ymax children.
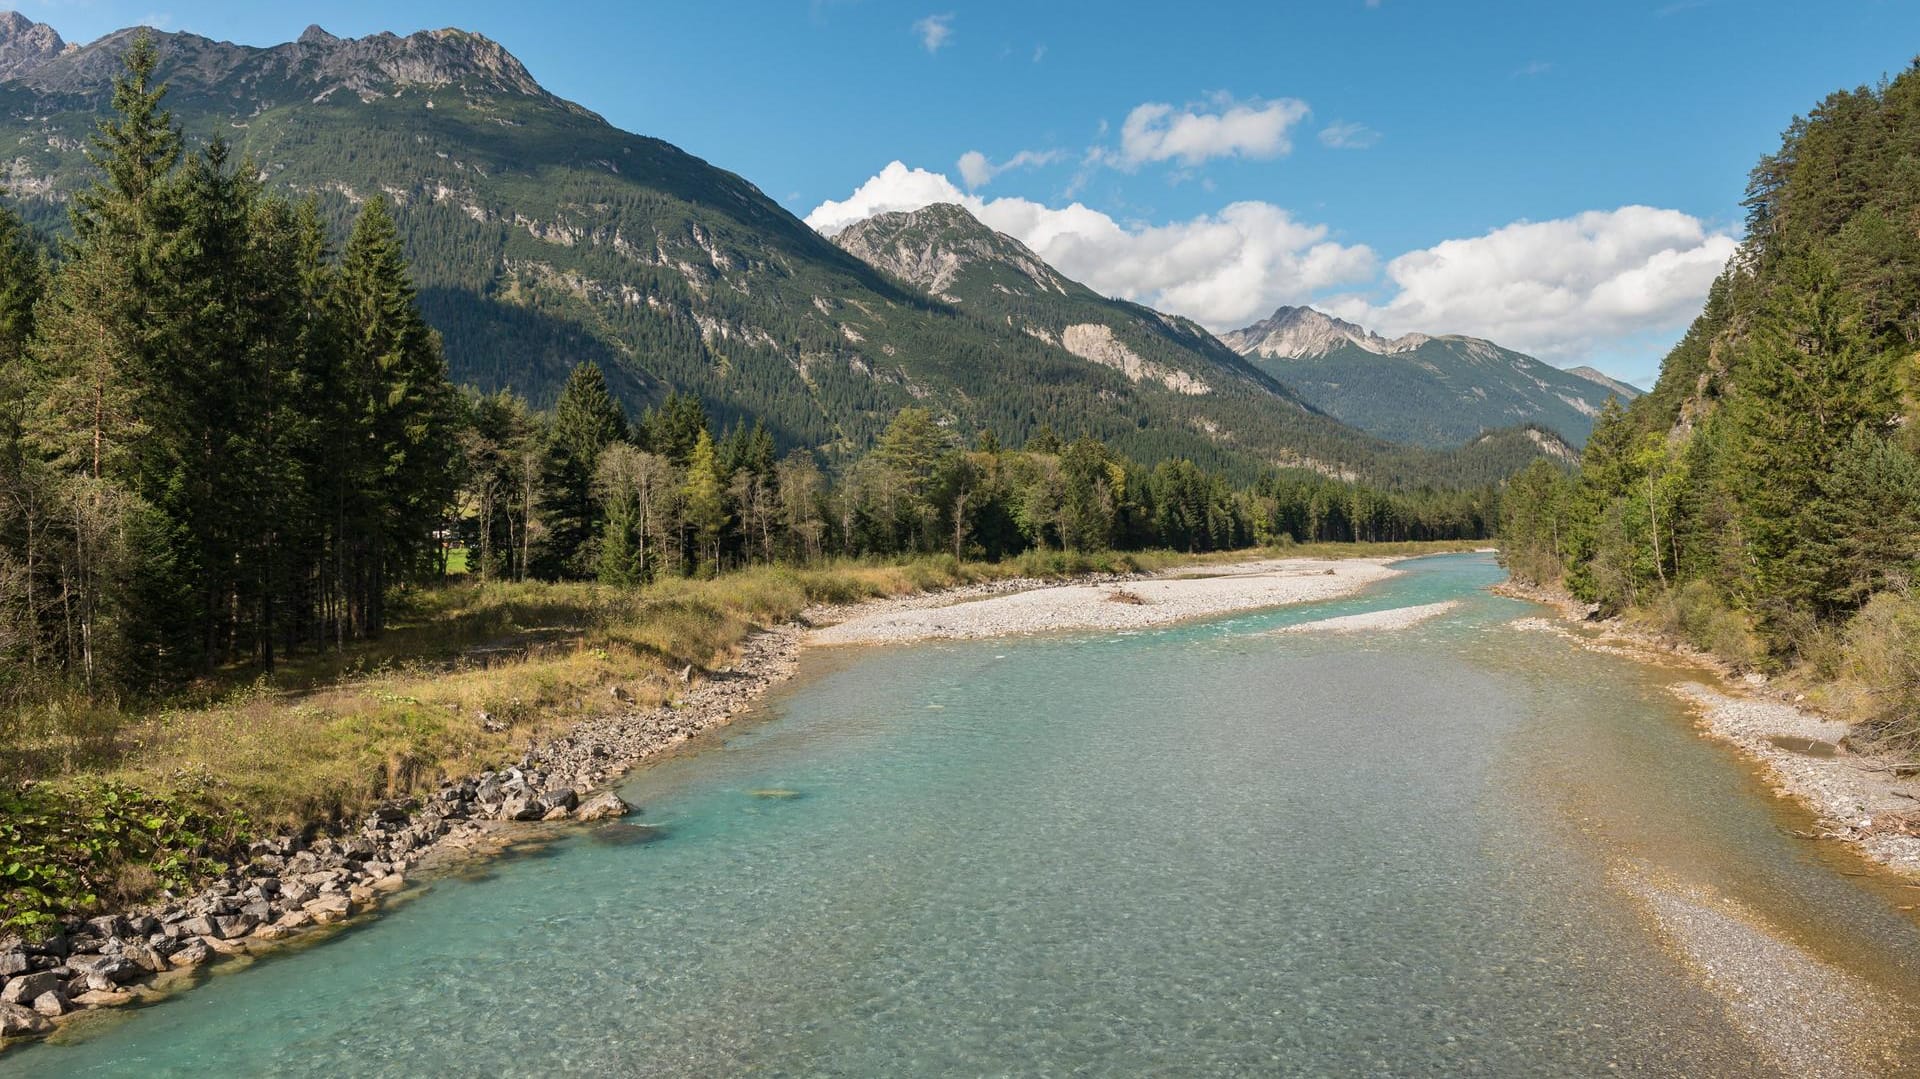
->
<box><xmin>10</xmin><ymin>0</ymin><xmax>1920</xmax><ymax>383</ymax></box>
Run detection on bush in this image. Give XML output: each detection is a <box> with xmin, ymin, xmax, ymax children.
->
<box><xmin>1840</xmin><ymin>590</ymin><xmax>1920</xmax><ymax>751</ymax></box>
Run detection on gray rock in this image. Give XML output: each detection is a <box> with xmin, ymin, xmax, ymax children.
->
<box><xmin>0</xmin><ymin>970</ymin><xmax>62</xmax><ymax>1005</ymax></box>
<box><xmin>211</xmin><ymin>913</ymin><xmax>258</xmax><ymax>940</ymax></box>
<box><xmin>30</xmin><ymin>989</ymin><xmax>68</xmax><ymax>1018</ymax></box>
<box><xmin>540</xmin><ymin>787</ymin><xmax>578</xmax><ymax>812</ymax></box>
<box><xmin>66</xmin><ymin>954</ymin><xmax>139</xmax><ymax>984</ymax></box>
<box><xmin>171</xmin><ymin>915</ymin><xmax>219</xmax><ymax>940</ymax></box>
<box><xmin>575</xmin><ymin>791</ymin><xmax>632</xmax><ymax>821</ymax></box>
<box><xmin>0</xmin><ymin>951</ymin><xmax>28</xmax><ymax>977</ymax></box>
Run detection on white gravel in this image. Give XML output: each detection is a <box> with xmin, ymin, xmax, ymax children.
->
<box><xmin>807</xmin><ymin>557</ymin><xmax>1400</xmax><ymax>645</ymax></box>
<box><xmin>1272</xmin><ymin>600</ymin><xmax>1461</xmax><ymax>635</ymax></box>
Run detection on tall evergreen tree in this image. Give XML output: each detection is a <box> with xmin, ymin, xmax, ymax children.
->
<box><xmin>539</xmin><ymin>361</ymin><xmax>628</xmax><ymax>577</ymax></box>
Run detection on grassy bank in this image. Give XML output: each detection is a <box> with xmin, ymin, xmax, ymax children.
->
<box><xmin>1</xmin><ymin>540</ymin><xmax>1473</xmax><ymax>932</ymax></box>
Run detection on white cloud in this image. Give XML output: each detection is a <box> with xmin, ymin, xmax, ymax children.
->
<box><xmin>808</xmin><ymin>169</ymin><xmax>1734</xmax><ymax>366</ymax></box>
<box><xmin>956</xmin><ymin>148</ymin><xmax>1065</xmax><ymax>190</ymax></box>
<box><xmin>1032</xmin><ymin>44</ymin><xmax>1047</xmax><ymax>62</ymax></box>
<box><xmin>1513</xmin><ymin>60</ymin><xmax>1552</xmax><ymax>77</ymax></box>
<box><xmin>913</xmin><ymin>13</ymin><xmax>953</xmax><ymax>53</ymax></box>
<box><xmin>1112</xmin><ymin>95</ymin><xmax>1310</xmax><ymax>169</ymax></box>
<box><xmin>1326</xmin><ymin>206</ymin><xmax>1737</xmax><ymax>362</ymax></box>
<box><xmin>805</xmin><ymin>162</ymin><xmax>1375</xmax><ymax>328</ymax></box>
<box><xmin>1318</xmin><ymin>121</ymin><xmax>1380</xmax><ymax>150</ymax></box>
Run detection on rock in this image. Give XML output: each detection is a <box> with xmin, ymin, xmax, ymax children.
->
<box><xmin>540</xmin><ymin>787</ymin><xmax>578</xmax><ymax>812</ymax></box>
<box><xmin>200</xmin><ymin>936</ymin><xmax>248</xmax><ymax>957</ymax></box>
<box><xmin>67</xmin><ymin>954</ymin><xmax>140</xmax><ymax>985</ymax></box>
<box><xmin>120</xmin><ymin>942</ymin><xmax>167</xmax><ymax>973</ymax></box>
<box><xmin>503</xmin><ymin>794</ymin><xmax>541</xmax><ymax>821</ymax></box>
<box><xmin>748</xmin><ymin>788</ymin><xmax>802</xmax><ymax>800</ymax></box>
<box><xmin>304</xmin><ymin>895</ymin><xmax>354</xmax><ymax>925</ymax></box>
<box><xmin>212</xmin><ymin>910</ymin><xmax>259</xmax><ymax>936</ymax></box>
<box><xmin>574</xmin><ymin>791</ymin><xmax>631</xmax><ymax>821</ymax></box>
<box><xmin>166</xmin><ymin>939</ymin><xmax>212</xmax><ymax>968</ymax></box>
<box><xmin>84</xmin><ymin>915</ymin><xmax>129</xmax><ymax>940</ymax></box>
<box><xmin>0</xmin><ymin>1001</ymin><xmax>51</xmax><ymax>1037</ymax></box>
<box><xmin>610</xmin><ymin>685</ymin><xmax>632</xmax><ymax>703</ymax></box>
<box><xmin>171</xmin><ymin>915</ymin><xmax>219</xmax><ymax>940</ymax></box>
<box><xmin>589</xmin><ymin>822</ymin><xmax>667</xmax><ymax>846</ymax></box>
<box><xmin>539</xmin><ymin>805</ymin><xmax>571</xmax><ymax>821</ymax></box>
<box><xmin>274</xmin><ymin>910</ymin><xmax>314</xmax><ymax>931</ymax></box>
<box><xmin>73</xmin><ymin>988</ymin><xmax>135</xmax><ymax>1008</ymax></box>
<box><xmin>0</xmin><ymin>969</ymin><xmax>63</xmax><ymax>1005</ymax></box>
<box><xmin>0</xmin><ymin>951</ymin><xmax>28</xmax><ymax>977</ymax></box>
<box><xmin>30</xmin><ymin>988</ymin><xmax>68</xmax><ymax>1017</ymax></box>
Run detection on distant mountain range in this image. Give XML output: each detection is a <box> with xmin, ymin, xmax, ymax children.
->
<box><xmin>1221</xmin><ymin>306</ymin><xmax>1639</xmax><ymax>447</ymax></box>
<box><xmin>0</xmin><ymin>15</ymin><xmax>1564</xmax><ymax>486</ymax></box>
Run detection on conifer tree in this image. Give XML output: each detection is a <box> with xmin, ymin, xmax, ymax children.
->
<box><xmin>539</xmin><ymin>361</ymin><xmax>628</xmax><ymax>577</ymax></box>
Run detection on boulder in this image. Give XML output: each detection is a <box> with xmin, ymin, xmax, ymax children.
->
<box><xmin>0</xmin><ymin>1001</ymin><xmax>51</xmax><ymax>1037</ymax></box>
<box><xmin>304</xmin><ymin>895</ymin><xmax>354</xmax><ymax>925</ymax></box>
<box><xmin>29</xmin><ymin>988</ymin><xmax>68</xmax><ymax>1017</ymax></box>
<box><xmin>73</xmin><ymin>988</ymin><xmax>135</xmax><ymax>1008</ymax></box>
<box><xmin>0</xmin><ymin>970</ymin><xmax>63</xmax><ymax>1005</ymax></box>
<box><xmin>0</xmin><ymin>951</ymin><xmax>28</xmax><ymax>977</ymax></box>
<box><xmin>170</xmin><ymin>915</ymin><xmax>219</xmax><ymax>940</ymax></box>
<box><xmin>166</xmin><ymin>939</ymin><xmax>212</xmax><ymax>968</ymax></box>
<box><xmin>67</xmin><ymin>954</ymin><xmax>140</xmax><ymax>985</ymax></box>
<box><xmin>575</xmin><ymin>791</ymin><xmax>632</xmax><ymax>821</ymax></box>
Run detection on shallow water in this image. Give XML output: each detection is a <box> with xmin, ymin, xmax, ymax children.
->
<box><xmin>13</xmin><ymin>554</ymin><xmax>1920</xmax><ymax>1076</ymax></box>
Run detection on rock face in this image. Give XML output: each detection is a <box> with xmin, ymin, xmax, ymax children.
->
<box><xmin>0</xmin><ymin>12</ymin><xmax>67</xmax><ymax>81</ymax></box>
<box><xmin>832</xmin><ymin>203</ymin><xmax>1070</xmax><ymax>299</ymax></box>
<box><xmin>0</xmin><ymin>17</ymin><xmax>560</xmax><ymax>105</ymax></box>
<box><xmin>1218</xmin><ymin>305</ymin><xmax>1642</xmax><ymax>448</ymax></box>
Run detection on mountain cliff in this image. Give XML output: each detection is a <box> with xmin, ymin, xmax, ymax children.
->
<box><xmin>1221</xmin><ymin>306</ymin><xmax>1637</xmax><ymax>448</ymax></box>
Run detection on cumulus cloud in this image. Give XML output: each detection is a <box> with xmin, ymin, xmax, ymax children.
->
<box><xmin>956</xmin><ymin>148</ymin><xmax>1066</xmax><ymax>189</ymax></box>
<box><xmin>1325</xmin><ymin>206</ymin><xmax>1737</xmax><ymax>361</ymax></box>
<box><xmin>1112</xmin><ymin>95</ymin><xmax>1311</xmax><ymax>168</ymax></box>
<box><xmin>913</xmin><ymin>13</ymin><xmax>953</xmax><ymax>53</ymax></box>
<box><xmin>1318</xmin><ymin>121</ymin><xmax>1380</xmax><ymax>150</ymax></box>
<box><xmin>805</xmin><ymin>162</ymin><xmax>1375</xmax><ymax>328</ymax></box>
<box><xmin>808</xmin><ymin>167</ymin><xmax>1733</xmax><ymax>364</ymax></box>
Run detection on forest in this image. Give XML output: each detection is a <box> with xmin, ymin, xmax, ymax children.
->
<box><xmin>0</xmin><ymin>39</ymin><xmax>1500</xmax><ymax>712</ymax></box>
<box><xmin>1499</xmin><ymin>60</ymin><xmax>1920</xmax><ymax>748</ymax></box>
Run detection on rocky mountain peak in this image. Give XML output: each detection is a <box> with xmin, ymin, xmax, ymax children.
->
<box><xmin>0</xmin><ymin>12</ymin><xmax>68</xmax><ymax>80</ymax></box>
<box><xmin>0</xmin><ymin>20</ymin><xmax>561</xmax><ymax>108</ymax></box>
<box><xmin>1222</xmin><ymin>306</ymin><xmax>1394</xmax><ymax>358</ymax></box>
<box><xmin>833</xmin><ymin>203</ymin><xmax>1070</xmax><ymax>299</ymax></box>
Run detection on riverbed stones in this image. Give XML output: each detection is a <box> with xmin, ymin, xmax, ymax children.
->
<box><xmin>0</xmin><ymin>952</ymin><xmax>28</xmax><ymax>977</ymax></box>
<box><xmin>28</xmin><ymin>989</ymin><xmax>68</xmax><ymax>1018</ymax></box>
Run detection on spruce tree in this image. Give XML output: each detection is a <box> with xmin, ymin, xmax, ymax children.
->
<box><xmin>539</xmin><ymin>360</ymin><xmax>628</xmax><ymax>577</ymax></box>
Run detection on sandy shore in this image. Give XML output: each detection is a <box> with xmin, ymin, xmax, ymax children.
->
<box><xmin>809</xmin><ymin>557</ymin><xmax>1400</xmax><ymax>645</ymax></box>
<box><xmin>1272</xmin><ymin>600</ymin><xmax>1460</xmax><ymax>635</ymax></box>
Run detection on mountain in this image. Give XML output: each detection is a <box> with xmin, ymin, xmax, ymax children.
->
<box><xmin>0</xmin><ymin>17</ymin><xmax>1552</xmax><ymax>487</ymax></box>
<box><xmin>1220</xmin><ymin>306</ymin><xmax>1638</xmax><ymax>448</ymax></box>
<box><xmin>1565</xmin><ymin>366</ymin><xmax>1644</xmax><ymax>402</ymax></box>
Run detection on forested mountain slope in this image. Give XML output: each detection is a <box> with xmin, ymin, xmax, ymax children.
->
<box><xmin>0</xmin><ymin>17</ymin><xmax>1551</xmax><ymax>487</ymax></box>
<box><xmin>1221</xmin><ymin>306</ymin><xmax>1636</xmax><ymax>448</ymax></box>
<box><xmin>1500</xmin><ymin>60</ymin><xmax>1920</xmax><ymax>745</ymax></box>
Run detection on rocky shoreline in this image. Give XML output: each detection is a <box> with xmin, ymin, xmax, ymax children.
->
<box><xmin>0</xmin><ymin>571</ymin><xmax>1117</xmax><ymax>1048</ymax></box>
<box><xmin>1497</xmin><ymin>579</ymin><xmax>1920</xmax><ymax>883</ymax></box>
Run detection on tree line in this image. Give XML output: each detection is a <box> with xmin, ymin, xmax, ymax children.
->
<box><xmin>1499</xmin><ymin>60</ymin><xmax>1920</xmax><ymax>738</ymax></box>
<box><xmin>457</xmin><ymin>367</ymin><xmax>1497</xmax><ymax>590</ymax></box>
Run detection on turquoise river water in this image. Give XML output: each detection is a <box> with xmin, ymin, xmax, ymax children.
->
<box><xmin>10</xmin><ymin>554</ymin><xmax>1920</xmax><ymax>1076</ymax></box>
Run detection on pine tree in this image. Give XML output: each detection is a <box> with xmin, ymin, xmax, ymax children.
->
<box><xmin>539</xmin><ymin>361</ymin><xmax>628</xmax><ymax>577</ymax></box>
<box><xmin>337</xmin><ymin>196</ymin><xmax>459</xmax><ymax>620</ymax></box>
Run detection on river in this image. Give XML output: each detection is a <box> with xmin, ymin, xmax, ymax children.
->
<box><xmin>11</xmin><ymin>554</ymin><xmax>1920</xmax><ymax>1076</ymax></box>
